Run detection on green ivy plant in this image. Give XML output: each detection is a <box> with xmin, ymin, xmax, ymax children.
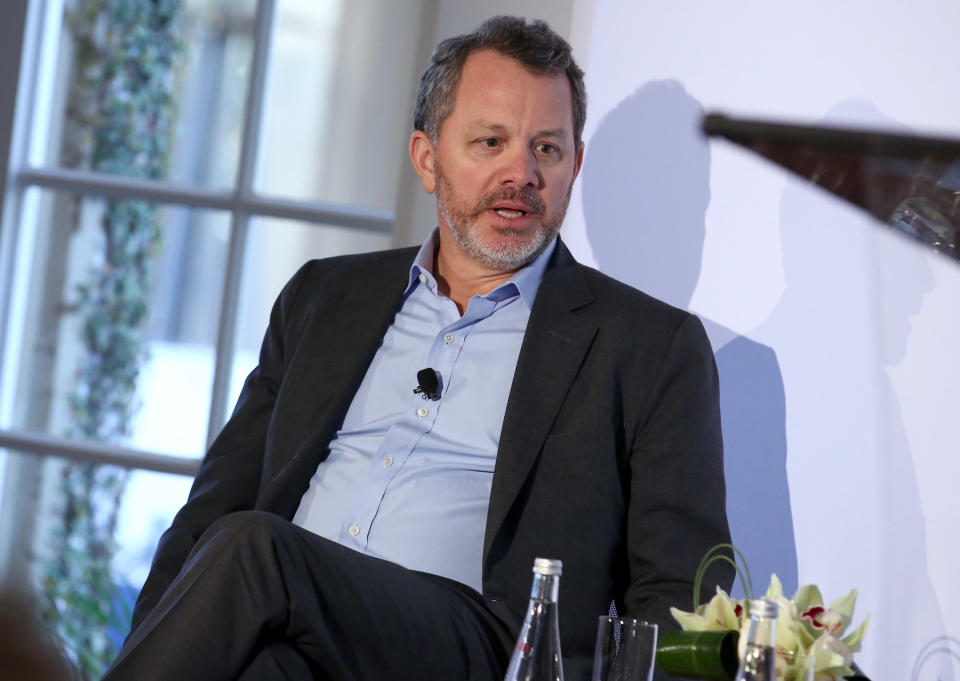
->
<box><xmin>41</xmin><ymin>1</ymin><xmax>184</xmax><ymax>678</ymax></box>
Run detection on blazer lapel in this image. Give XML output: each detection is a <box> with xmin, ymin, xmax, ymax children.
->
<box><xmin>259</xmin><ymin>248</ymin><xmax>416</xmax><ymax>515</ymax></box>
<box><xmin>483</xmin><ymin>241</ymin><xmax>597</xmax><ymax>562</ymax></box>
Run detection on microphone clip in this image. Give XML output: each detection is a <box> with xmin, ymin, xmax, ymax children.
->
<box><xmin>413</xmin><ymin>368</ymin><xmax>442</xmax><ymax>401</ymax></box>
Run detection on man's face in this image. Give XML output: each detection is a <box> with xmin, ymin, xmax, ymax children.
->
<box><xmin>414</xmin><ymin>49</ymin><xmax>583</xmax><ymax>273</ymax></box>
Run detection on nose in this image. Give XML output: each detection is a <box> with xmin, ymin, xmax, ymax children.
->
<box><xmin>499</xmin><ymin>146</ymin><xmax>543</xmax><ymax>189</ymax></box>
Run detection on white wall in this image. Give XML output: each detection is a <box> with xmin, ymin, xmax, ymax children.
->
<box><xmin>565</xmin><ymin>2</ymin><xmax>960</xmax><ymax>679</ymax></box>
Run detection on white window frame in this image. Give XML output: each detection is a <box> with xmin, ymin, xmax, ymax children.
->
<box><xmin>0</xmin><ymin>0</ymin><xmax>396</xmax><ymax>479</ymax></box>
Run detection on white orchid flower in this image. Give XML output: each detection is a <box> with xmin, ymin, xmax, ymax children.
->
<box><xmin>669</xmin><ymin>568</ymin><xmax>869</xmax><ymax>681</ymax></box>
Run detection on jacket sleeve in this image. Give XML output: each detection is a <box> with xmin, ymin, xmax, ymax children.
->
<box><xmin>128</xmin><ymin>262</ymin><xmax>313</xmax><ymax>635</ymax></box>
<box><xmin>624</xmin><ymin>313</ymin><xmax>733</xmax><ymax>630</ymax></box>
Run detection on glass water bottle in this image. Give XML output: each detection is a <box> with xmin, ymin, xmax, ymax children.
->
<box><xmin>734</xmin><ymin>598</ymin><xmax>778</xmax><ymax>681</ymax></box>
<box><xmin>503</xmin><ymin>557</ymin><xmax>564</xmax><ymax>681</ymax></box>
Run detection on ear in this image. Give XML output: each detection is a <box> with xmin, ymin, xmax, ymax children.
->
<box><xmin>409</xmin><ymin>130</ymin><xmax>437</xmax><ymax>194</ymax></box>
<box><xmin>572</xmin><ymin>141</ymin><xmax>585</xmax><ymax>182</ymax></box>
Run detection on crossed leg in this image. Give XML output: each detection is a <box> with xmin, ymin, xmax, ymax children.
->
<box><xmin>102</xmin><ymin>510</ymin><xmax>513</xmax><ymax>681</ymax></box>
<box><xmin>235</xmin><ymin>640</ymin><xmax>318</xmax><ymax>681</ymax></box>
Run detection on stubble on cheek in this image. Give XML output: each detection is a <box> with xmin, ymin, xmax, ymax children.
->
<box><xmin>434</xmin><ymin>162</ymin><xmax>571</xmax><ymax>272</ymax></box>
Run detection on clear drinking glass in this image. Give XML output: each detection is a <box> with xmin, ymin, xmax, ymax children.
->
<box><xmin>592</xmin><ymin>617</ymin><xmax>658</xmax><ymax>681</ymax></box>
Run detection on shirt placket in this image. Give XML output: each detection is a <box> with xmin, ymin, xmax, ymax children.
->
<box><xmin>335</xmin><ymin>283</ymin><xmax>465</xmax><ymax>551</ymax></box>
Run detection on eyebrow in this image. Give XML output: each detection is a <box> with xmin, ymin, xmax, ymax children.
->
<box><xmin>468</xmin><ymin>120</ymin><xmax>569</xmax><ymax>140</ymax></box>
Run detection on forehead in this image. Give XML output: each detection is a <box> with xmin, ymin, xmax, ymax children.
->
<box><xmin>445</xmin><ymin>49</ymin><xmax>574</xmax><ymax>135</ymax></box>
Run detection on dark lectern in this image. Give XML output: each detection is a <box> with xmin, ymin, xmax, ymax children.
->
<box><xmin>703</xmin><ymin>113</ymin><xmax>960</xmax><ymax>263</ymax></box>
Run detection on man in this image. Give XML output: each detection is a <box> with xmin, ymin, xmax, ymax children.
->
<box><xmin>103</xmin><ymin>16</ymin><xmax>730</xmax><ymax>681</ymax></box>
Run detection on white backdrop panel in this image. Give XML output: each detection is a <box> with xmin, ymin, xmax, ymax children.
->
<box><xmin>564</xmin><ymin>2</ymin><xmax>960</xmax><ymax>679</ymax></box>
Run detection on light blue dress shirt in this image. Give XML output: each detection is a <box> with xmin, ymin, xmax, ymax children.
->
<box><xmin>292</xmin><ymin>233</ymin><xmax>556</xmax><ymax>591</ymax></box>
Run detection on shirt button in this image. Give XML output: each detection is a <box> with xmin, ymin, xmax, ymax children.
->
<box><xmin>417</xmin><ymin>406</ymin><xmax>428</xmax><ymax>418</ymax></box>
<box><xmin>418</xmin><ymin>273</ymin><xmax>427</xmax><ymax>283</ymax></box>
<box><xmin>348</xmin><ymin>524</ymin><xmax>360</xmax><ymax>536</ymax></box>
<box><xmin>382</xmin><ymin>455</ymin><xmax>394</xmax><ymax>467</ymax></box>
<box><xmin>444</xmin><ymin>333</ymin><xmax>455</xmax><ymax>344</ymax></box>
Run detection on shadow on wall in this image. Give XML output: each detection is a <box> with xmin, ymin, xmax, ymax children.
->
<box><xmin>827</xmin><ymin>101</ymin><xmax>945</xmax><ymax>681</ymax></box>
<box><xmin>748</xmin><ymin>99</ymin><xmax>949</xmax><ymax>680</ymax></box>
<box><xmin>581</xmin><ymin>80</ymin><xmax>797</xmax><ymax>597</ymax></box>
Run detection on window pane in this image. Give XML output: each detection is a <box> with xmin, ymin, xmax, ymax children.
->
<box><xmin>40</xmin><ymin>0</ymin><xmax>256</xmax><ymax>188</ymax></box>
<box><xmin>227</xmin><ymin>217</ymin><xmax>392</xmax><ymax>416</ymax></box>
<box><xmin>0</xmin><ymin>449</ymin><xmax>192</xmax><ymax>677</ymax></box>
<box><xmin>1</xmin><ymin>189</ymin><xmax>230</xmax><ymax>458</ymax></box>
<box><xmin>256</xmin><ymin>0</ymin><xmax>426</xmax><ymax>208</ymax></box>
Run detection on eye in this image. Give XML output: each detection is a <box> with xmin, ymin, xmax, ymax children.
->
<box><xmin>536</xmin><ymin>143</ymin><xmax>559</xmax><ymax>155</ymax></box>
<box><xmin>478</xmin><ymin>137</ymin><xmax>502</xmax><ymax>150</ymax></box>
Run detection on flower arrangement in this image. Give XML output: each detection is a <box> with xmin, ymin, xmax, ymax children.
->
<box><xmin>667</xmin><ymin>545</ymin><xmax>870</xmax><ymax>681</ymax></box>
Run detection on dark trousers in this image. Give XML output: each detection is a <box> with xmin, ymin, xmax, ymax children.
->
<box><xmin>102</xmin><ymin>511</ymin><xmax>515</xmax><ymax>681</ymax></box>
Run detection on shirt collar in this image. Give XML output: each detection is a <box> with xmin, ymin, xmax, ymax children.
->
<box><xmin>407</xmin><ymin>228</ymin><xmax>556</xmax><ymax>309</ymax></box>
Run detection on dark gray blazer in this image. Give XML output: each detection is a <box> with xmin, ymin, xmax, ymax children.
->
<box><xmin>131</xmin><ymin>240</ymin><xmax>731</xmax><ymax>678</ymax></box>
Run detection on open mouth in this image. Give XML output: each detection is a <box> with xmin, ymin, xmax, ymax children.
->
<box><xmin>493</xmin><ymin>208</ymin><xmax>528</xmax><ymax>218</ymax></box>
<box><xmin>481</xmin><ymin>190</ymin><xmax>544</xmax><ymax>220</ymax></box>
<box><xmin>490</xmin><ymin>200</ymin><xmax>538</xmax><ymax>219</ymax></box>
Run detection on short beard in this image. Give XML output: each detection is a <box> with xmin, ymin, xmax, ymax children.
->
<box><xmin>435</xmin><ymin>162</ymin><xmax>572</xmax><ymax>272</ymax></box>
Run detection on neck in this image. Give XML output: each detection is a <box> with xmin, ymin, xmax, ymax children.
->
<box><xmin>433</xmin><ymin>230</ymin><xmax>517</xmax><ymax>315</ymax></box>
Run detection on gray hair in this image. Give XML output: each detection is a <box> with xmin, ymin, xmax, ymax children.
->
<box><xmin>413</xmin><ymin>16</ymin><xmax>586</xmax><ymax>147</ymax></box>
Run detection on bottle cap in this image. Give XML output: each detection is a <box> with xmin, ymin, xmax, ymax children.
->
<box><xmin>533</xmin><ymin>558</ymin><xmax>563</xmax><ymax>575</ymax></box>
<box><xmin>748</xmin><ymin>598</ymin><xmax>778</xmax><ymax>619</ymax></box>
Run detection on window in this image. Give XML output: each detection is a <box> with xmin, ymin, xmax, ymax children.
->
<box><xmin>0</xmin><ymin>0</ymin><xmax>427</xmax><ymax>677</ymax></box>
